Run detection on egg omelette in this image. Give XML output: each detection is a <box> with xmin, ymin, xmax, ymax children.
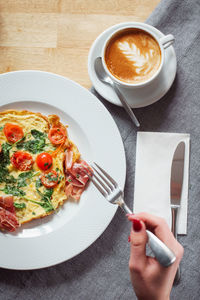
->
<box><xmin>0</xmin><ymin>110</ymin><xmax>91</xmax><ymax>232</ymax></box>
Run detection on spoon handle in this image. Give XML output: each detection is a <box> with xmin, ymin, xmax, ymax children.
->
<box><xmin>112</xmin><ymin>84</ymin><xmax>140</xmax><ymax>127</ymax></box>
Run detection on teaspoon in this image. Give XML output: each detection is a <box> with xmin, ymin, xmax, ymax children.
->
<box><xmin>94</xmin><ymin>57</ymin><xmax>140</xmax><ymax>127</ymax></box>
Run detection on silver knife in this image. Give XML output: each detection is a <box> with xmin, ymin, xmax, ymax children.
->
<box><xmin>170</xmin><ymin>141</ymin><xmax>185</xmax><ymax>284</ymax></box>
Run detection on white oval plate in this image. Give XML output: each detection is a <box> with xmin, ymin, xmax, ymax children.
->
<box><xmin>0</xmin><ymin>70</ymin><xmax>126</xmax><ymax>270</ymax></box>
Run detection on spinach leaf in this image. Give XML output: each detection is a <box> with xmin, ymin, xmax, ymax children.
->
<box><xmin>0</xmin><ymin>168</ymin><xmax>16</xmax><ymax>184</ymax></box>
<box><xmin>0</xmin><ymin>143</ymin><xmax>17</xmax><ymax>184</ymax></box>
<box><xmin>0</xmin><ymin>143</ymin><xmax>12</xmax><ymax>166</ymax></box>
<box><xmin>17</xmin><ymin>139</ymin><xmax>46</xmax><ymax>154</ymax></box>
<box><xmin>34</xmin><ymin>180</ymin><xmax>54</xmax><ymax>212</ymax></box>
<box><xmin>1</xmin><ymin>185</ymin><xmax>26</xmax><ymax>196</ymax></box>
<box><xmin>16</xmin><ymin>129</ymin><xmax>47</xmax><ymax>154</ymax></box>
<box><xmin>31</xmin><ymin>129</ymin><xmax>46</xmax><ymax>139</ymax></box>
<box><xmin>17</xmin><ymin>171</ymin><xmax>33</xmax><ymax>187</ymax></box>
<box><xmin>37</xmin><ymin>201</ymin><xmax>53</xmax><ymax>213</ymax></box>
<box><xmin>14</xmin><ymin>202</ymin><xmax>26</xmax><ymax>209</ymax></box>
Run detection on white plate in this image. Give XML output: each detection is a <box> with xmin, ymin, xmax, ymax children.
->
<box><xmin>88</xmin><ymin>22</ymin><xmax>177</xmax><ymax>108</ymax></box>
<box><xmin>0</xmin><ymin>70</ymin><xmax>126</xmax><ymax>270</ymax></box>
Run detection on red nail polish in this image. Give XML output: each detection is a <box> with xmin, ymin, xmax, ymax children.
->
<box><xmin>132</xmin><ymin>219</ymin><xmax>142</xmax><ymax>232</ymax></box>
<box><xmin>128</xmin><ymin>235</ymin><xmax>131</xmax><ymax>242</ymax></box>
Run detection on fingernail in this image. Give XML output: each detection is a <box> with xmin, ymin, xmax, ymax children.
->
<box><xmin>132</xmin><ymin>219</ymin><xmax>142</xmax><ymax>232</ymax></box>
<box><xmin>128</xmin><ymin>235</ymin><xmax>131</xmax><ymax>243</ymax></box>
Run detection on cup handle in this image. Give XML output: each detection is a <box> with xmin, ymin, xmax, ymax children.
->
<box><xmin>160</xmin><ymin>34</ymin><xmax>175</xmax><ymax>49</ymax></box>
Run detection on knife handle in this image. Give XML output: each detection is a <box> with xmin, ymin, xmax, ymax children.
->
<box><xmin>171</xmin><ymin>206</ymin><xmax>181</xmax><ymax>284</ymax></box>
<box><xmin>171</xmin><ymin>206</ymin><xmax>178</xmax><ymax>239</ymax></box>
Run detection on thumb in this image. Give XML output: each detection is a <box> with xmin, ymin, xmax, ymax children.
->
<box><xmin>129</xmin><ymin>217</ymin><xmax>148</xmax><ymax>272</ymax></box>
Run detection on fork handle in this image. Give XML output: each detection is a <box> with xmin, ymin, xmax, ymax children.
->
<box><xmin>118</xmin><ymin>202</ymin><xmax>176</xmax><ymax>267</ymax></box>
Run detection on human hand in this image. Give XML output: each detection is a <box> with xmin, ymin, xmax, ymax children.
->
<box><xmin>128</xmin><ymin>212</ymin><xmax>184</xmax><ymax>300</ymax></box>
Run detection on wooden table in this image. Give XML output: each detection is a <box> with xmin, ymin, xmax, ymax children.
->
<box><xmin>0</xmin><ymin>0</ymin><xmax>160</xmax><ymax>89</ymax></box>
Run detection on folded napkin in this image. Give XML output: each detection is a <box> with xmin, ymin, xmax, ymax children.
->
<box><xmin>134</xmin><ymin>132</ymin><xmax>190</xmax><ymax>234</ymax></box>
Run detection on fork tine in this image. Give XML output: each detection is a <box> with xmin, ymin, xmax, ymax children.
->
<box><xmin>84</xmin><ymin>169</ymin><xmax>107</xmax><ymax>197</ymax></box>
<box><xmin>92</xmin><ymin>166</ymin><xmax>114</xmax><ymax>190</ymax></box>
<box><xmin>93</xmin><ymin>162</ymin><xmax>117</xmax><ymax>187</ymax></box>
<box><xmin>93</xmin><ymin>173</ymin><xmax>111</xmax><ymax>193</ymax></box>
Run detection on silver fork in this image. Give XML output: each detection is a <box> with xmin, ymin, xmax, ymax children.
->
<box><xmin>87</xmin><ymin>162</ymin><xmax>176</xmax><ymax>267</ymax></box>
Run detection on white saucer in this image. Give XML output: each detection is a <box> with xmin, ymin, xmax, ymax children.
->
<box><xmin>88</xmin><ymin>22</ymin><xmax>177</xmax><ymax>108</ymax></box>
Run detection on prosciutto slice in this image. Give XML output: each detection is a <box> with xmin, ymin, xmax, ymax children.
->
<box><xmin>0</xmin><ymin>195</ymin><xmax>19</xmax><ymax>232</ymax></box>
<box><xmin>65</xmin><ymin>159</ymin><xmax>93</xmax><ymax>200</ymax></box>
<box><xmin>65</xmin><ymin>150</ymin><xmax>73</xmax><ymax>170</ymax></box>
<box><xmin>0</xmin><ymin>195</ymin><xmax>15</xmax><ymax>213</ymax></box>
<box><xmin>0</xmin><ymin>207</ymin><xmax>19</xmax><ymax>232</ymax></box>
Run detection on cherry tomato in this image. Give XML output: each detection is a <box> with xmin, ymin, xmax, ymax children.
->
<box><xmin>40</xmin><ymin>170</ymin><xmax>59</xmax><ymax>188</ymax></box>
<box><xmin>48</xmin><ymin>127</ymin><xmax>66</xmax><ymax>145</ymax></box>
<box><xmin>4</xmin><ymin>123</ymin><xmax>24</xmax><ymax>143</ymax></box>
<box><xmin>11</xmin><ymin>151</ymin><xmax>34</xmax><ymax>171</ymax></box>
<box><xmin>36</xmin><ymin>152</ymin><xmax>53</xmax><ymax>171</ymax></box>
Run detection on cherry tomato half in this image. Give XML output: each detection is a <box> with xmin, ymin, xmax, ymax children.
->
<box><xmin>4</xmin><ymin>123</ymin><xmax>24</xmax><ymax>143</ymax></box>
<box><xmin>36</xmin><ymin>152</ymin><xmax>53</xmax><ymax>171</ymax></box>
<box><xmin>40</xmin><ymin>170</ymin><xmax>59</xmax><ymax>188</ymax></box>
<box><xmin>11</xmin><ymin>151</ymin><xmax>34</xmax><ymax>171</ymax></box>
<box><xmin>48</xmin><ymin>127</ymin><xmax>66</xmax><ymax>145</ymax></box>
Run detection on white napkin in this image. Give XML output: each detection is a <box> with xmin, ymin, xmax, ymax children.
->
<box><xmin>134</xmin><ymin>132</ymin><xmax>190</xmax><ymax>235</ymax></box>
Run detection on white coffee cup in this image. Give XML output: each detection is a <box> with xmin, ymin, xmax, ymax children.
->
<box><xmin>101</xmin><ymin>23</ymin><xmax>175</xmax><ymax>89</ymax></box>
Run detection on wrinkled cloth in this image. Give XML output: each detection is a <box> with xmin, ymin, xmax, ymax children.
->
<box><xmin>0</xmin><ymin>0</ymin><xmax>200</xmax><ymax>299</ymax></box>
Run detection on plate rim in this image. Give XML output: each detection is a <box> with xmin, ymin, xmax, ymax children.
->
<box><xmin>0</xmin><ymin>70</ymin><xmax>126</xmax><ymax>270</ymax></box>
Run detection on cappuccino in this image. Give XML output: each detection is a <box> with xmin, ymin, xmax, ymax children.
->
<box><xmin>105</xmin><ymin>28</ymin><xmax>162</xmax><ymax>84</ymax></box>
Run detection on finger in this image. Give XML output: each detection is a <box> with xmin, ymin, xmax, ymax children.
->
<box><xmin>128</xmin><ymin>212</ymin><xmax>184</xmax><ymax>260</ymax></box>
<box><xmin>129</xmin><ymin>218</ymin><xmax>148</xmax><ymax>273</ymax></box>
<box><xmin>128</xmin><ymin>212</ymin><xmax>172</xmax><ymax>242</ymax></box>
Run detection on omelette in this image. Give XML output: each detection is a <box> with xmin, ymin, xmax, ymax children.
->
<box><xmin>0</xmin><ymin>110</ymin><xmax>91</xmax><ymax>232</ymax></box>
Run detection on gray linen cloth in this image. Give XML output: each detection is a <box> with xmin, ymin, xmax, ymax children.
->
<box><xmin>0</xmin><ymin>0</ymin><xmax>200</xmax><ymax>299</ymax></box>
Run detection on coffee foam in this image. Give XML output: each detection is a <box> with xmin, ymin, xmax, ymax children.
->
<box><xmin>105</xmin><ymin>29</ymin><xmax>161</xmax><ymax>84</ymax></box>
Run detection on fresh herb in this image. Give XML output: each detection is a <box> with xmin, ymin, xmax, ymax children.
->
<box><xmin>24</xmin><ymin>189</ymin><xmax>54</xmax><ymax>213</ymax></box>
<box><xmin>17</xmin><ymin>171</ymin><xmax>34</xmax><ymax>187</ymax></box>
<box><xmin>0</xmin><ymin>142</ymin><xmax>12</xmax><ymax>167</ymax></box>
<box><xmin>34</xmin><ymin>179</ymin><xmax>54</xmax><ymax>212</ymax></box>
<box><xmin>17</xmin><ymin>129</ymin><xmax>47</xmax><ymax>154</ymax></box>
<box><xmin>0</xmin><ymin>126</ymin><xmax>4</xmax><ymax>130</ymax></box>
<box><xmin>31</xmin><ymin>129</ymin><xmax>47</xmax><ymax>139</ymax></box>
<box><xmin>14</xmin><ymin>202</ymin><xmax>26</xmax><ymax>209</ymax></box>
<box><xmin>0</xmin><ymin>167</ymin><xmax>16</xmax><ymax>184</ymax></box>
<box><xmin>76</xmin><ymin>174</ymin><xmax>80</xmax><ymax>178</ymax></box>
<box><xmin>45</xmin><ymin>172</ymin><xmax>59</xmax><ymax>182</ymax></box>
<box><xmin>0</xmin><ymin>184</ymin><xmax>26</xmax><ymax>196</ymax></box>
<box><xmin>0</xmin><ymin>143</ymin><xmax>17</xmax><ymax>184</ymax></box>
<box><xmin>35</xmin><ymin>178</ymin><xmax>42</xmax><ymax>189</ymax></box>
<box><xmin>32</xmin><ymin>212</ymin><xmax>36</xmax><ymax>215</ymax></box>
<box><xmin>17</xmin><ymin>171</ymin><xmax>39</xmax><ymax>187</ymax></box>
<box><xmin>68</xmin><ymin>178</ymin><xmax>72</xmax><ymax>182</ymax></box>
<box><xmin>44</xmin><ymin>162</ymin><xmax>52</xmax><ymax>169</ymax></box>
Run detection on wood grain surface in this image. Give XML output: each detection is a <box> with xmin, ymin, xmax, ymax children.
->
<box><xmin>0</xmin><ymin>0</ymin><xmax>160</xmax><ymax>89</ymax></box>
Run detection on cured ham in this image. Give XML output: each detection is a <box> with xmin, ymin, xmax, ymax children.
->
<box><xmin>0</xmin><ymin>195</ymin><xmax>15</xmax><ymax>214</ymax></box>
<box><xmin>65</xmin><ymin>150</ymin><xmax>73</xmax><ymax>170</ymax></box>
<box><xmin>0</xmin><ymin>207</ymin><xmax>19</xmax><ymax>232</ymax></box>
<box><xmin>65</xmin><ymin>159</ymin><xmax>93</xmax><ymax>200</ymax></box>
<box><xmin>0</xmin><ymin>196</ymin><xmax>19</xmax><ymax>231</ymax></box>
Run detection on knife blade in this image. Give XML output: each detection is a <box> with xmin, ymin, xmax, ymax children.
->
<box><xmin>170</xmin><ymin>141</ymin><xmax>185</xmax><ymax>284</ymax></box>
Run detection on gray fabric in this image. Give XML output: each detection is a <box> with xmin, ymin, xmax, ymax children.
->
<box><xmin>1</xmin><ymin>0</ymin><xmax>200</xmax><ymax>299</ymax></box>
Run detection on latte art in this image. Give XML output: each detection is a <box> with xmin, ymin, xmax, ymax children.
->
<box><xmin>105</xmin><ymin>29</ymin><xmax>162</xmax><ymax>84</ymax></box>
